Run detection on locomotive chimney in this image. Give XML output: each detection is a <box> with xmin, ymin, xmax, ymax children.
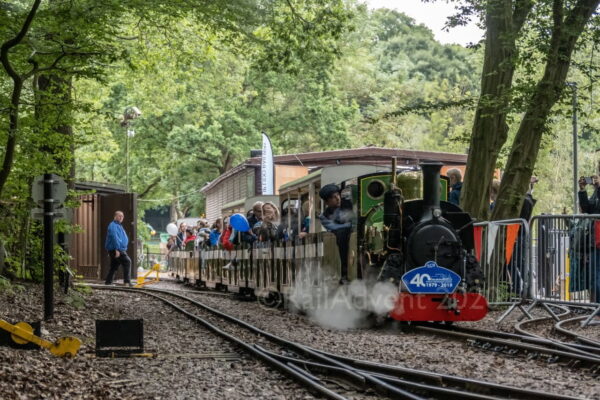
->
<box><xmin>420</xmin><ymin>161</ymin><xmax>443</xmax><ymax>219</ymax></box>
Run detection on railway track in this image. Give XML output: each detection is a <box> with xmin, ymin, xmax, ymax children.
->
<box><xmin>512</xmin><ymin>306</ymin><xmax>600</xmax><ymax>355</ymax></box>
<box><xmin>89</xmin><ymin>284</ymin><xmax>577</xmax><ymax>400</ymax></box>
<box><xmin>413</xmin><ymin>315</ymin><xmax>600</xmax><ymax>372</ymax></box>
<box><xmin>554</xmin><ymin>316</ymin><xmax>600</xmax><ymax>350</ymax></box>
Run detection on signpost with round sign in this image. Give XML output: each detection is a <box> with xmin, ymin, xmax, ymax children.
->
<box><xmin>31</xmin><ymin>174</ymin><xmax>68</xmax><ymax>321</ymax></box>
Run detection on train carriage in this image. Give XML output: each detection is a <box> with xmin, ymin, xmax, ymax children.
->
<box><xmin>171</xmin><ymin>159</ymin><xmax>487</xmax><ymax>322</ymax></box>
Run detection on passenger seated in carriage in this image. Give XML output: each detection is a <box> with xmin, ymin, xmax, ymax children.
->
<box><xmin>253</xmin><ymin>202</ymin><xmax>280</xmax><ymax>242</ymax></box>
<box><xmin>247</xmin><ymin>201</ymin><xmax>263</xmax><ymax>228</ymax></box>
<box><xmin>278</xmin><ymin>201</ymin><xmax>301</xmax><ymax>241</ymax></box>
<box><xmin>234</xmin><ymin>202</ymin><xmax>262</xmax><ymax>245</ymax></box>
<box><xmin>195</xmin><ymin>219</ymin><xmax>211</xmax><ymax>248</ymax></box>
<box><xmin>318</xmin><ymin>184</ymin><xmax>353</xmax><ymax>284</ymax></box>
<box><xmin>209</xmin><ymin>218</ymin><xmax>222</xmax><ymax>247</ymax></box>
<box><xmin>183</xmin><ymin>229</ymin><xmax>196</xmax><ymax>251</ymax></box>
<box><xmin>299</xmin><ymin>200</ymin><xmax>310</xmax><ymax>239</ymax></box>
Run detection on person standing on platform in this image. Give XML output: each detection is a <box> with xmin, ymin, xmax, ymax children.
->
<box><xmin>176</xmin><ymin>223</ymin><xmax>187</xmax><ymax>250</ymax></box>
<box><xmin>578</xmin><ymin>174</ymin><xmax>600</xmax><ymax>306</ymax></box>
<box><xmin>104</xmin><ymin>211</ymin><xmax>132</xmax><ymax>286</ymax></box>
<box><xmin>447</xmin><ymin>168</ymin><xmax>462</xmax><ymax>206</ymax></box>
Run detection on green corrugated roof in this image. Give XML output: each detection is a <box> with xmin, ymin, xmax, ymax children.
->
<box><xmin>221</xmin><ymin>198</ymin><xmax>245</xmax><ymax>210</ymax></box>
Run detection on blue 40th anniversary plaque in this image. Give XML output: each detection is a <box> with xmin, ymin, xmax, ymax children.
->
<box><xmin>401</xmin><ymin>261</ymin><xmax>461</xmax><ymax>294</ymax></box>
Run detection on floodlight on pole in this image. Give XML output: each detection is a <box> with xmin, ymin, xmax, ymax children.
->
<box><xmin>565</xmin><ymin>82</ymin><xmax>578</xmax><ymax>213</ymax></box>
<box><xmin>123</xmin><ymin>106</ymin><xmax>141</xmax><ymax>193</ymax></box>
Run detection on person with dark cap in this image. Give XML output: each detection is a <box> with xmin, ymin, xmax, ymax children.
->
<box><xmin>319</xmin><ymin>183</ymin><xmax>353</xmax><ymax>284</ymax></box>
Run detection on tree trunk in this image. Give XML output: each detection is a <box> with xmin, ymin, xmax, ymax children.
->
<box><xmin>461</xmin><ymin>0</ymin><xmax>529</xmax><ymax>220</ymax></box>
<box><xmin>219</xmin><ymin>150</ymin><xmax>234</xmax><ymax>174</ymax></box>
<box><xmin>492</xmin><ymin>0</ymin><xmax>600</xmax><ymax>220</ymax></box>
<box><xmin>36</xmin><ymin>73</ymin><xmax>75</xmax><ymax>184</ymax></box>
<box><xmin>0</xmin><ymin>81</ymin><xmax>24</xmax><ymax>197</ymax></box>
<box><xmin>170</xmin><ymin>197</ymin><xmax>183</xmax><ymax>221</ymax></box>
<box><xmin>0</xmin><ymin>0</ymin><xmax>42</xmax><ymax>198</ymax></box>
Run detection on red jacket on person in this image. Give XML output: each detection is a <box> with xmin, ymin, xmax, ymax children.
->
<box><xmin>220</xmin><ymin>227</ymin><xmax>234</xmax><ymax>251</ymax></box>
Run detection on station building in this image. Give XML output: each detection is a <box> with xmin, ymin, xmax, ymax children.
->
<box><xmin>200</xmin><ymin>147</ymin><xmax>467</xmax><ymax>223</ymax></box>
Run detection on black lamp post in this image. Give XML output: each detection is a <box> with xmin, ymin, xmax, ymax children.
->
<box><xmin>122</xmin><ymin>106</ymin><xmax>141</xmax><ymax>192</ymax></box>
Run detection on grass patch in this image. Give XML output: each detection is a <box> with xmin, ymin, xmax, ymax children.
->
<box><xmin>0</xmin><ymin>275</ymin><xmax>24</xmax><ymax>295</ymax></box>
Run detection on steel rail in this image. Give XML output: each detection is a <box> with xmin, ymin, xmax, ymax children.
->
<box><xmin>310</xmin><ymin>349</ymin><xmax>578</xmax><ymax>400</ymax></box>
<box><xmin>414</xmin><ymin>325</ymin><xmax>600</xmax><ymax>366</ymax></box>
<box><xmin>513</xmin><ymin>304</ymin><xmax>570</xmax><ymax>338</ymax></box>
<box><xmin>89</xmin><ymin>285</ymin><xmax>577</xmax><ymax>400</ymax></box>
<box><xmin>90</xmin><ymin>285</ymin><xmax>421</xmax><ymax>400</ymax></box>
<box><xmin>160</xmin><ymin>286</ymin><xmax>581</xmax><ymax>400</ymax></box>
<box><xmin>256</xmin><ymin>345</ymin><xmax>505</xmax><ymax>400</ymax></box>
<box><xmin>140</xmin><ymin>287</ymin><xmax>425</xmax><ymax>399</ymax></box>
<box><xmin>512</xmin><ymin>306</ymin><xmax>600</xmax><ymax>356</ymax></box>
<box><xmin>90</xmin><ymin>286</ymin><xmax>350</xmax><ymax>400</ymax></box>
<box><xmin>554</xmin><ymin>316</ymin><xmax>600</xmax><ymax>349</ymax></box>
<box><xmin>447</xmin><ymin>324</ymin><xmax>600</xmax><ymax>358</ymax></box>
<box><xmin>129</xmin><ymin>287</ymin><xmax>512</xmax><ymax>400</ymax></box>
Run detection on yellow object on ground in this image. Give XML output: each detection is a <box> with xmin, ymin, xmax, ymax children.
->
<box><xmin>565</xmin><ymin>255</ymin><xmax>570</xmax><ymax>301</ymax></box>
<box><xmin>135</xmin><ymin>263</ymin><xmax>161</xmax><ymax>288</ymax></box>
<box><xmin>0</xmin><ymin>319</ymin><xmax>81</xmax><ymax>357</ymax></box>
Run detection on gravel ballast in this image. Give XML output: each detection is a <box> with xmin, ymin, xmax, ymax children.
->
<box><xmin>3</xmin><ymin>279</ymin><xmax>598</xmax><ymax>399</ymax></box>
<box><xmin>0</xmin><ymin>283</ymin><xmax>316</xmax><ymax>400</ymax></box>
<box><xmin>154</xmin><ymin>280</ymin><xmax>600</xmax><ymax>400</ymax></box>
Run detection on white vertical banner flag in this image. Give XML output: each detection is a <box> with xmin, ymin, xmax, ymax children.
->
<box><xmin>486</xmin><ymin>223</ymin><xmax>499</xmax><ymax>264</ymax></box>
<box><xmin>261</xmin><ymin>132</ymin><xmax>274</xmax><ymax>195</ymax></box>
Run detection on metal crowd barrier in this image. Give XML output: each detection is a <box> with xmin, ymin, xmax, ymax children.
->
<box><xmin>473</xmin><ymin>219</ymin><xmax>530</xmax><ymax>308</ymax></box>
<box><xmin>529</xmin><ymin>214</ymin><xmax>600</xmax><ymax>326</ymax></box>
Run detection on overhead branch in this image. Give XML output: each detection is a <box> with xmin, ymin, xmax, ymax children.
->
<box><xmin>371</xmin><ymin>97</ymin><xmax>477</xmax><ymax>122</ymax></box>
<box><xmin>25</xmin><ymin>52</ymin><xmax>66</xmax><ymax>79</ymax></box>
<box><xmin>0</xmin><ymin>0</ymin><xmax>42</xmax><ymax>82</ymax></box>
<box><xmin>512</xmin><ymin>0</ymin><xmax>535</xmax><ymax>33</ymax></box>
<box><xmin>138</xmin><ymin>176</ymin><xmax>162</xmax><ymax>199</ymax></box>
<box><xmin>193</xmin><ymin>155</ymin><xmax>223</xmax><ymax>168</ymax></box>
<box><xmin>116</xmin><ymin>35</ymin><xmax>140</xmax><ymax>40</ymax></box>
<box><xmin>285</xmin><ymin>0</ymin><xmax>311</xmax><ymax>26</ymax></box>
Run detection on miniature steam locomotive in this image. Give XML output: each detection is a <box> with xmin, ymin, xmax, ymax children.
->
<box><xmin>355</xmin><ymin>160</ymin><xmax>487</xmax><ymax>321</ymax></box>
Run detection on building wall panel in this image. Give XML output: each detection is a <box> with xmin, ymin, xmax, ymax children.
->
<box><xmin>71</xmin><ymin>194</ymin><xmax>101</xmax><ymax>279</ymax></box>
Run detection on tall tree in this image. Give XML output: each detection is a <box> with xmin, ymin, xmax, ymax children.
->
<box><xmin>0</xmin><ymin>0</ymin><xmax>42</xmax><ymax>195</ymax></box>
<box><xmin>460</xmin><ymin>0</ymin><xmax>534</xmax><ymax>219</ymax></box>
<box><xmin>455</xmin><ymin>0</ymin><xmax>599</xmax><ymax>220</ymax></box>
<box><xmin>0</xmin><ymin>0</ymin><xmax>353</xmax><ymax>278</ymax></box>
<box><xmin>492</xmin><ymin>0</ymin><xmax>599</xmax><ymax>219</ymax></box>
<box><xmin>0</xmin><ymin>0</ymin><xmax>352</xmax><ymax>199</ymax></box>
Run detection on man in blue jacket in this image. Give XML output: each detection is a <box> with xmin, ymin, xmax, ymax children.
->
<box><xmin>104</xmin><ymin>211</ymin><xmax>132</xmax><ymax>286</ymax></box>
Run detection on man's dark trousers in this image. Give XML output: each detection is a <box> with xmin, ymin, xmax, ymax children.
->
<box><xmin>334</xmin><ymin>227</ymin><xmax>352</xmax><ymax>280</ymax></box>
<box><xmin>105</xmin><ymin>251</ymin><xmax>132</xmax><ymax>284</ymax></box>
